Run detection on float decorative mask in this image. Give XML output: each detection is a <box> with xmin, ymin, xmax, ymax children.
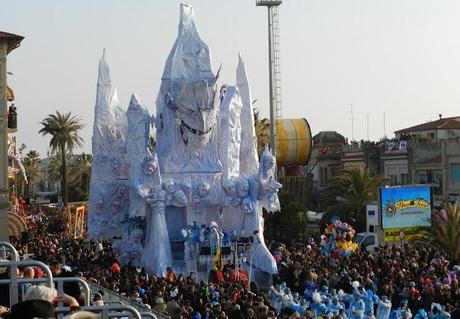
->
<box><xmin>166</xmin><ymin>66</ymin><xmax>221</xmax><ymax>149</ymax></box>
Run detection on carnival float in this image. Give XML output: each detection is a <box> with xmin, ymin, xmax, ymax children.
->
<box><xmin>87</xmin><ymin>4</ymin><xmax>282</xmax><ymax>277</ymax></box>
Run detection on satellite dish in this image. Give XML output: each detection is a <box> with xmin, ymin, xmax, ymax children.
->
<box><xmin>388</xmin><ymin>142</ymin><xmax>395</xmax><ymax>151</ymax></box>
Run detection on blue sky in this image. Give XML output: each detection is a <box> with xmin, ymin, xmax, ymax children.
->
<box><xmin>2</xmin><ymin>0</ymin><xmax>460</xmax><ymax>156</ymax></box>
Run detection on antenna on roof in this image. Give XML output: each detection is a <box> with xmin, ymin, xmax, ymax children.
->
<box><xmin>350</xmin><ymin>104</ymin><xmax>355</xmax><ymax>141</ymax></box>
<box><xmin>439</xmin><ymin>114</ymin><xmax>442</xmax><ymax>120</ymax></box>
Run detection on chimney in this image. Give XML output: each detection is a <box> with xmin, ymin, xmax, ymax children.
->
<box><xmin>439</xmin><ymin>114</ymin><xmax>442</xmax><ymax>120</ymax></box>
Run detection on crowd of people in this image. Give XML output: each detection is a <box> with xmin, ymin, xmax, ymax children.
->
<box><xmin>1</xmin><ymin>204</ymin><xmax>460</xmax><ymax>319</ymax></box>
<box><xmin>271</xmin><ymin>241</ymin><xmax>460</xmax><ymax>319</ymax></box>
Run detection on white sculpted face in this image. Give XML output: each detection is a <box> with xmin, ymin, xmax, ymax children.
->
<box><xmin>223</xmin><ymin>179</ymin><xmax>236</xmax><ymax>195</ymax></box>
<box><xmin>237</xmin><ymin>177</ymin><xmax>250</xmax><ymax>197</ymax></box>
<box><xmin>144</xmin><ymin>159</ymin><xmax>158</xmax><ymax>175</ymax></box>
<box><xmin>164</xmin><ymin>179</ymin><xmax>175</xmax><ymax>194</ymax></box>
<box><xmin>181</xmin><ymin>181</ymin><xmax>192</xmax><ymax>194</ymax></box>
<box><xmin>198</xmin><ymin>182</ymin><xmax>210</xmax><ymax>197</ymax></box>
<box><xmin>173</xmin><ymin>190</ymin><xmax>188</xmax><ymax>206</ymax></box>
<box><xmin>263</xmin><ymin>156</ymin><xmax>275</xmax><ymax>172</ymax></box>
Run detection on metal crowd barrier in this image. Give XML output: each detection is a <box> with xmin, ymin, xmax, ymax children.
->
<box><xmin>54</xmin><ymin>277</ymin><xmax>91</xmax><ymax>306</ymax></box>
<box><xmin>0</xmin><ymin>259</ymin><xmax>54</xmax><ymax>306</ymax></box>
<box><xmin>0</xmin><ymin>241</ymin><xmax>20</xmax><ymax>261</ymax></box>
<box><xmin>85</xmin><ymin>280</ymin><xmax>164</xmax><ymax>319</ymax></box>
<box><xmin>0</xmin><ymin>242</ymin><xmax>156</xmax><ymax>319</ymax></box>
<box><xmin>55</xmin><ymin>304</ymin><xmax>143</xmax><ymax>319</ymax></box>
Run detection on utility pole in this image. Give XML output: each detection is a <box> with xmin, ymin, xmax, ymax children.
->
<box><xmin>0</xmin><ymin>32</ymin><xmax>24</xmax><ymax>241</ymax></box>
<box><xmin>367</xmin><ymin>114</ymin><xmax>370</xmax><ymax>140</ymax></box>
<box><xmin>383</xmin><ymin>112</ymin><xmax>386</xmax><ymax>139</ymax></box>
<box><xmin>350</xmin><ymin>104</ymin><xmax>355</xmax><ymax>141</ymax></box>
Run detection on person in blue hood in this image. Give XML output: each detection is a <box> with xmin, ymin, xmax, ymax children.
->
<box><xmin>349</xmin><ymin>291</ymin><xmax>366</xmax><ymax>319</ymax></box>
<box><xmin>376</xmin><ymin>295</ymin><xmax>392</xmax><ymax>319</ymax></box>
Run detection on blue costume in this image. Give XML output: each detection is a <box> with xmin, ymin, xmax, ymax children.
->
<box><xmin>348</xmin><ymin>293</ymin><xmax>366</xmax><ymax>319</ymax></box>
<box><xmin>376</xmin><ymin>297</ymin><xmax>392</xmax><ymax>319</ymax></box>
<box><xmin>394</xmin><ymin>300</ymin><xmax>412</xmax><ymax>319</ymax></box>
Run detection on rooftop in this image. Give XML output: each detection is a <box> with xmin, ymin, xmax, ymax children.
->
<box><xmin>395</xmin><ymin>116</ymin><xmax>460</xmax><ymax>134</ymax></box>
<box><xmin>313</xmin><ymin>131</ymin><xmax>346</xmax><ymax>146</ymax></box>
<box><xmin>0</xmin><ymin>31</ymin><xmax>24</xmax><ymax>54</ymax></box>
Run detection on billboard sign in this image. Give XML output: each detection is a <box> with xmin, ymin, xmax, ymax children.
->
<box><xmin>380</xmin><ymin>185</ymin><xmax>432</xmax><ymax>229</ymax></box>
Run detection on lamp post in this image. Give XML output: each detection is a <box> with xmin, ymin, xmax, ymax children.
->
<box><xmin>0</xmin><ymin>32</ymin><xmax>24</xmax><ymax>241</ymax></box>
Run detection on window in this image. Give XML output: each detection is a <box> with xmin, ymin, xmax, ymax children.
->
<box><xmin>389</xmin><ymin>174</ymin><xmax>398</xmax><ymax>186</ymax></box>
<box><xmin>433</xmin><ymin>173</ymin><xmax>443</xmax><ymax>196</ymax></box>
<box><xmin>320</xmin><ymin>167</ymin><xmax>328</xmax><ymax>186</ymax></box>
<box><xmin>363</xmin><ymin>236</ymin><xmax>375</xmax><ymax>246</ymax></box>
<box><xmin>400</xmin><ymin>173</ymin><xmax>409</xmax><ymax>185</ymax></box>
<box><xmin>451</xmin><ymin>163</ymin><xmax>460</xmax><ymax>184</ymax></box>
<box><xmin>419</xmin><ymin>174</ymin><xmax>427</xmax><ymax>184</ymax></box>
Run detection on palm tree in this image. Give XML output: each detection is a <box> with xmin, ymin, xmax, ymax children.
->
<box><xmin>23</xmin><ymin>150</ymin><xmax>40</xmax><ymax>198</ymax></box>
<box><xmin>39</xmin><ymin>111</ymin><xmax>85</xmax><ymax>206</ymax></box>
<box><xmin>70</xmin><ymin>153</ymin><xmax>92</xmax><ymax>194</ymax></box>
<box><xmin>253</xmin><ymin>109</ymin><xmax>271</xmax><ymax>157</ymax></box>
<box><xmin>47</xmin><ymin>153</ymin><xmax>71</xmax><ymax>186</ymax></box>
<box><xmin>423</xmin><ymin>203</ymin><xmax>460</xmax><ymax>261</ymax></box>
<box><xmin>325</xmin><ymin>167</ymin><xmax>386</xmax><ymax>231</ymax></box>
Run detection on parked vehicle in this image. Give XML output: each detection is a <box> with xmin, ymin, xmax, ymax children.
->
<box><xmin>306</xmin><ymin>211</ymin><xmax>326</xmax><ymax>223</ymax></box>
<box><xmin>355</xmin><ymin>232</ymin><xmax>379</xmax><ymax>252</ymax></box>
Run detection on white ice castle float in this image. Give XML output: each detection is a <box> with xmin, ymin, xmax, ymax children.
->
<box><xmin>88</xmin><ymin>4</ymin><xmax>282</xmax><ymax>277</ymax></box>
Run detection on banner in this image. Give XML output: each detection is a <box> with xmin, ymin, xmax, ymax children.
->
<box><xmin>380</xmin><ymin>186</ymin><xmax>432</xmax><ymax>229</ymax></box>
<box><xmin>384</xmin><ymin>227</ymin><xmax>427</xmax><ymax>242</ymax></box>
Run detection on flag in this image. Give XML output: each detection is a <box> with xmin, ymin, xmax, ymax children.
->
<box><xmin>214</xmin><ymin>246</ymin><xmax>223</xmax><ymax>271</ymax></box>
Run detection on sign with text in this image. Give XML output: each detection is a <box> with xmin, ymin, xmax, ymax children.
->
<box><xmin>380</xmin><ymin>186</ymin><xmax>432</xmax><ymax>229</ymax></box>
<box><xmin>384</xmin><ymin>227</ymin><xmax>426</xmax><ymax>242</ymax></box>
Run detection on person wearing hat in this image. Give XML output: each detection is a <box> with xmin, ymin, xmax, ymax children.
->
<box><xmin>376</xmin><ymin>296</ymin><xmax>392</xmax><ymax>319</ymax></box>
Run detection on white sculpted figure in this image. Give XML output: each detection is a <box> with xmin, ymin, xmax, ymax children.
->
<box><xmin>236</xmin><ymin>176</ymin><xmax>250</xmax><ymax>198</ymax></box>
<box><xmin>140</xmin><ymin>151</ymin><xmax>173</xmax><ymax>276</ymax></box>
<box><xmin>88</xmin><ymin>50</ymin><xmax>129</xmax><ymax>240</ymax></box>
<box><xmin>193</xmin><ymin>182</ymin><xmax>210</xmax><ymax>214</ymax></box>
<box><xmin>163</xmin><ymin>179</ymin><xmax>176</xmax><ymax>206</ymax></box>
<box><xmin>155</xmin><ymin>4</ymin><xmax>222</xmax><ymax>173</ymax></box>
<box><xmin>88</xmin><ymin>4</ymin><xmax>283</xmax><ymax>277</ymax></box>
<box><xmin>258</xmin><ymin>146</ymin><xmax>282</xmax><ymax>212</ymax></box>
<box><xmin>223</xmin><ymin>179</ymin><xmax>240</xmax><ymax>206</ymax></box>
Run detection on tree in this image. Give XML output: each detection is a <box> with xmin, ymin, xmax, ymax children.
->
<box><xmin>264</xmin><ymin>193</ymin><xmax>310</xmax><ymax>243</ymax></box>
<box><xmin>69</xmin><ymin>153</ymin><xmax>92</xmax><ymax>194</ymax></box>
<box><xmin>325</xmin><ymin>166</ymin><xmax>386</xmax><ymax>231</ymax></box>
<box><xmin>39</xmin><ymin>111</ymin><xmax>85</xmax><ymax>206</ymax></box>
<box><xmin>253</xmin><ymin>109</ymin><xmax>270</xmax><ymax>157</ymax></box>
<box><xmin>23</xmin><ymin>150</ymin><xmax>40</xmax><ymax>198</ymax></box>
<box><xmin>47</xmin><ymin>153</ymin><xmax>71</xmax><ymax>186</ymax></box>
<box><xmin>423</xmin><ymin>203</ymin><xmax>460</xmax><ymax>261</ymax></box>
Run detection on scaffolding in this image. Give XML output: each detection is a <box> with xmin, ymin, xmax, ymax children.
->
<box><xmin>256</xmin><ymin>0</ymin><xmax>283</xmax><ymax>159</ymax></box>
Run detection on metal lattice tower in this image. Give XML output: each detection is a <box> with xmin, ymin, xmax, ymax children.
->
<box><xmin>256</xmin><ymin>0</ymin><xmax>282</xmax><ymax>159</ymax></box>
